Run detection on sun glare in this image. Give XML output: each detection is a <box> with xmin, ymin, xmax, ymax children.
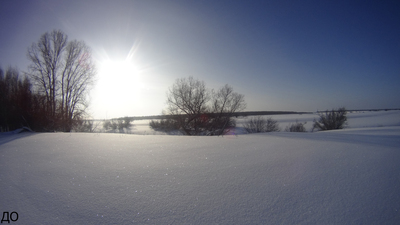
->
<box><xmin>100</xmin><ymin>60</ymin><xmax>136</xmax><ymax>79</ymax></box>
<box><xmin>94</xmin><ymin>58</ymin><xmax>144</xmax><ymax>118</ymax></box>
<box><xmin>90</xmin><ymin>40</ymin><xmax>160</xmax><ymax>119</ymax></box>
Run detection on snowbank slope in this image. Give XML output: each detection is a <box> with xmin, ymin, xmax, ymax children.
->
<box><xmin>1</xmin><ymin>127</ymin><xmax>400</xmax><ymax>224</ymax></box>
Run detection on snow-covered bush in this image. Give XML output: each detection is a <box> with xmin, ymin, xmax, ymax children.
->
<box><xmin>285</xmin><ymin>121</ymin><xmax>307</xmax><ymax>132</ymax></box>
<box><xmin>313</xmin><ymin>107</ymin><xmax>347</xmax><ymax>131</ymax></box>
<box><xmin>244</xmin><ymin>116</ymin><xmax>279</xmax><ymax>133</ymax></box>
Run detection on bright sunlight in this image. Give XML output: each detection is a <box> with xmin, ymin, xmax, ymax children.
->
<box><xmin>93</xmin><ymin>58</ymin><xmax>144</xmax><ymax>119</ymax></box>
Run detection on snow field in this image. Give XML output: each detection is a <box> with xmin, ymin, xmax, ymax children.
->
<box><xmin>0</xmin><ymin>127</ymin><xmax>400</xmax><ymax>224</ymax></box>
<box><xmin>1</xmin><ymin>122</ymin><xmax>400</xmax><ymax>224</ymax></box>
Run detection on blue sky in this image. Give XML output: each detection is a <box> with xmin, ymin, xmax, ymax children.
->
<box><xmin>1</xmin><ymin>0</ymin><xmax>399</xmax><ymax>119</ymax></box>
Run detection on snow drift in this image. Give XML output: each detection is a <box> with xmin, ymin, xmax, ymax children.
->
<box><xmin>1</xmin><ymin>112</ymin><xmax>400</xmax><ymax>224</ymax></box>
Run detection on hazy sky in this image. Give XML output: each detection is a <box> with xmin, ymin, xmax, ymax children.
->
<box><xmin>1</xmin><ymin>0</ymin><xmax>399</xmax><ymax>119</ymax></box>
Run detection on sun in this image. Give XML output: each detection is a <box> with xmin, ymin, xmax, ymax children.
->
<box><xmin>90</xmin><ymin>39</ymin><xmax>160</xmax><ymax>119</ymax></box>
<box><xmin>97</xmin><ymin>58</ymin><xmax>140</xmax><ymax>94</ymax></box>
<box><xmin>99</xmin><ymin>60</ymin><xmax>136</xmax><ymax>80</ymax></box>
<box><xmin>93</xmin><ymin>58</ymin><xmax>144</xmax><ymax>118</ymax></box>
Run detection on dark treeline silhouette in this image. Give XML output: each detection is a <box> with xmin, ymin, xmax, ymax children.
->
<box><xmin>0</xmin><ymin>66</ymin><xmax>35</xmax><ymax>131</ymax></box>
<box><xmin>1</xmin><ymin>29</ymin><xmax>95</xmax><ymax>132</ymax></box>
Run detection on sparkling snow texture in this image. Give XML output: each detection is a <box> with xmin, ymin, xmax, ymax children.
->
<box><xmin>1</xmin><ymin>111</ymin><xmax>400</xmax><ymax>224</ymax></box>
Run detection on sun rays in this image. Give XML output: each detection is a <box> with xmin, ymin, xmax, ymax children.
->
<box><xmin>92</xmin><ymin>41</ymin><xmax>146</xmax><ymax>119</ymax></box>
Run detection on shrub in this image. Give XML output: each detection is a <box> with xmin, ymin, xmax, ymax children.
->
<box><xmin>121</xmin><ymin>117</ymin><xmax>133</xmax><ymax>129</ymax></box>
<box><xmin>103</xmin><ymin>120</ymin><xmax>111</xmax><ymax>130</ymax></box>
<box><xmin>73</xmin><ymin>120</ymin><xmax>94</xmax><ymax>132</ymax></box>
<box><xmin>313</xmin><ymin>107</ymin><xmax>347</xmax><ymax>131</ymax></box>
<box><xmin>103</xmin><ymin>117</ymin><xmax>133</xmax><ymax>132</ymax></box>
<box><xmin>285</xmin><ymin>121</ymin><xmax>307</xmax><ymax>132</ymax></box>
<box><xmin>206</xmin><ymin>116</ymin><xmax>236</xmax><ymax>136</ymax></box>
<box><xmin>244</xmin><ymin>116</ymin><xmax>279</xmax><ymax>133</ymax></box>
<box><xmin>149</xmin><ymin>118</ymin><xmax>180</xmax><ymax>132</ymax></box>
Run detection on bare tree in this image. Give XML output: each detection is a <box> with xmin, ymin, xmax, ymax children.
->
<box><xmin>209</xmin><ymin>84</ymin><xmax>246</xmax><ymax>135</ymax></box>
<box><xmin>161</xmin><ymin>77</ymin><xmax>246</xmax><ymax>135</ymax></box>
<box><xmin>27</xmin><ymin>30</ymin><xmax>96</xmax><ymax>131</ymax></box>
<box><xmin>166</xmin><ymin>77</ymin><xmax>210</xmax><ymax>135</ymax></box>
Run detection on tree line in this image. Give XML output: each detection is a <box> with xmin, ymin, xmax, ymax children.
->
<box><xmin>1</xmin><ymin>29</ymin><xmax>347</xmax><ymax>134</ymax></box>
<box><xmin>0</xmin><ymin>30</ymin><xmax>95</xmax><ymax>132</ymax></box>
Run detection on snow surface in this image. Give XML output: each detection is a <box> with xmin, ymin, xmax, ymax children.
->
<box><xmin>1</xmin><ymin>111</ymin><xmax>400</xmax><ymax>224</ymax></box>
